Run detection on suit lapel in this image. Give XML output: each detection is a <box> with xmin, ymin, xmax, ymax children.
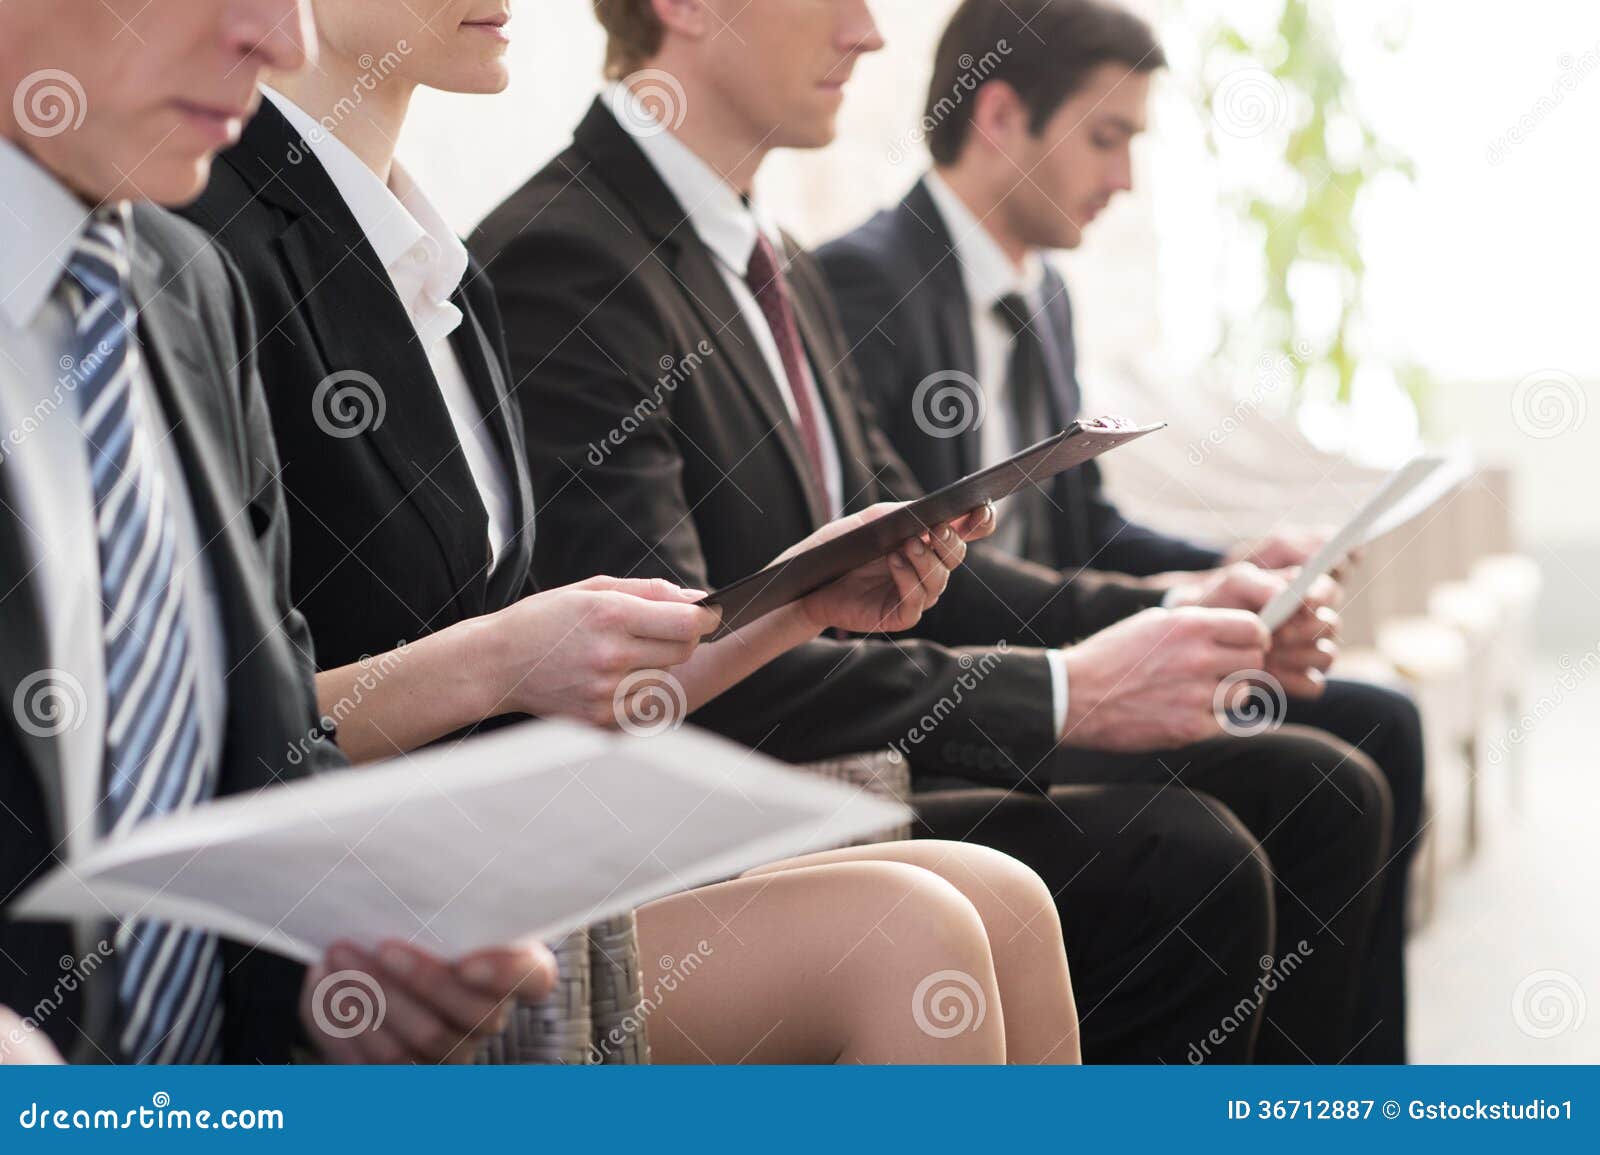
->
<box><xmin>572</xmin><ymin>102</ymin><xmax>831</xmax><ymax>529</ymax></box>
<box><xmin>450</xmin><ymin>283</ymin><xmax>535</xmax><ymax>603</ymax></box>
<box><xmin>231</xmin><ymin>102</ymin><xmax>489</xmax><ymax>594</ymax></box>
<box><xmin>901</xmin><ymin>181</ymin><xmax>982</xmax><ymax>479</ymax></box>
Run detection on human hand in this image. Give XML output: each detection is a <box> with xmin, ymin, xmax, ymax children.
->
<box><xmin>795</xmin><ymin>502</ymin><xmax>995</xmax><ymax>634</ymax></box>
<box><xmin>480</xmin><ymin>577</ymin><xmax>722</xmax><ymax>727</ymax></box>
<box><xmin>1170</xmin><ymin>564</ymin><xmax>1341</xmax><ymax>698</ymax></box>
<box><xmin>301</xmin><ymin>940</ymin><xmax>557</xmax><ymax>1064</ymax></box>
<box><xmin>1059</xmin><ymin>606</ymin><xmax>1271</xmax><ymax>751</ymax></box>
<box><xmin>0</xmin><ymin>1005</ymin><xmax>65</xmax><ymax>1064</ymax></box>
<box><xmin>1225</xmin><ymin>526</ymin><xmax>1329</xmax><ymax>572</ymax></box>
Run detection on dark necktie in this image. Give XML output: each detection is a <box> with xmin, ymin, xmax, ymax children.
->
<box><xmin>993</xmin><ymin>293</ymin><xmax>1059</xmax><ymax>566</ymax></box>
<box><xmin>745</xmin><ymin>232</ymin><xmax>829</xmax><ymax>499</ymax></box>
<box><xmin>61</xmin><ymin>208</ymin><xmax>224</xmax><ymax>1065</ymax></box>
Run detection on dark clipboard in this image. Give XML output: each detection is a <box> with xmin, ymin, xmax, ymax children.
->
<box><xmin>700</xmin><ymin>417</ymin><xmax>1166</xmax><ymax>638</ymax></box>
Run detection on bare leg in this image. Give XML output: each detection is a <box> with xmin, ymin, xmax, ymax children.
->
<box><xmin>635</xmin><ymin>860</ymin><xmax>1004</xmax><ymax>1064</ymax></box>
<box><xmin>741</xmin><ymin>840</ymin><xmax>1080</xmax><ymax>1063</ymax></box>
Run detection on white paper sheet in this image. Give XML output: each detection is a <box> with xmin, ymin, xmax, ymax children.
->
<box><xmin>1257</xmin><ymin>455</ymin><xmax>1456</xmax><ymax>631</ymax></box>
<box><xmin>12</xmin><ymin>720</ymin><xmax>910</xmax><ymax>964</ymax></box>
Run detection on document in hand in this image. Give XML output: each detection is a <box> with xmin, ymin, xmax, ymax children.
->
<box><xmin>703</xmin><ymin>417</ymin><xmax>1166</xmax><ymax>636</ymax></box>
<box><xmin>12</xmin><ymin>721</ymin><xmax>910</xmax><ymax>964</ymax></box>
<box><xmin>1257</xmin><ymin>453</ymin><xmax>1466</xmax><ymax>631</ymax></box>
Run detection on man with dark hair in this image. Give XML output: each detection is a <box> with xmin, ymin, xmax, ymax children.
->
<box><xmin>476</xmin><ymin>0</ymin><xmax>1392</xmax><ymax>1063</ymax></box>
<box><xmin>817</xmin><ymin>0</ymin><xmax>1424</xmax><ymax>1062</ymax></box>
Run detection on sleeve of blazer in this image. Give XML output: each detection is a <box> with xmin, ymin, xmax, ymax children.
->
<box><xmin>1077</xmin><ymin>460</ymin><xmax>1228</xmax><ymax>576</ymax></box>
<box><xmin>483</xmin><ymin>227</ymin><xmax>1059</xmax><ymax>785</ymax></box>
<box><xmin>808</xmin><ymin>243</ymin><xmax>1164</xmax><ymax>646</ymax></box>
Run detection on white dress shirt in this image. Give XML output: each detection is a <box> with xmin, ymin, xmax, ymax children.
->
<box><xmin>0</xmin><ymin>138</ymin><xmax>224</xmax><ymax>858</ymax></box>
<box><xmin>263</xmin><ymin>88</ymin><xmax>516</xmax><ymax>568</ymax></box>
<box><xmin>604</xmin><ymin>83</ymin><xmax>845</xmax><ymax>518</ymax></box>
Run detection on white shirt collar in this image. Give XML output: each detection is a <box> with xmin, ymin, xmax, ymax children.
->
<box><xmin>0</xmin><ymin>136</ymin><xmax>94</xmax><ymax>329</ymax></box>
<box><xmin>923</xmin><ymin>169</ymin><xmax>1046</xmax><ymax>311</ymax></box>
<box><xmin>261</xmin><ymin>87</ymin><xmax>468</xmax><ymax>345</ymax></box>
<box><xmin>602</xmin><ymin>81</ymin><xmax>778</xmax><ymax>277</ymax></box>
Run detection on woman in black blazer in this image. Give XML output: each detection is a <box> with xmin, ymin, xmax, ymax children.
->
<box><xmin>184</xmin><ymin>1</ymin><xmax>1082</xmax><ymax>1064</ymax></box>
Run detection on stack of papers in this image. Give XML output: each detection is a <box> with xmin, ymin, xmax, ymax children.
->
<box><xmin>13</xmin><ymin>721</ymin><xmax>910</xmax><ymax>963</ymax></box>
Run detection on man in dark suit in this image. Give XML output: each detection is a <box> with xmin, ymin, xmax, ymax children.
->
<box><xmin>0</xmin><ymin>0</ymin><xmax>553</xmax><ymax>1065</ymax></box>
<box><xmin>817</xmin><ymin>0</ymin><xmax>1424</xmax><ymax>1062</ymax></box>
<box><xmin>474</xmin><ymin>0</ymin><xmax>1393</xmax><ymax>1063</ymax></box>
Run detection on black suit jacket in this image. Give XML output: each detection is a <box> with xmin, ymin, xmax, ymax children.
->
<box><xmin>817</xmin><ymin>177</ymin><xmax>1225</xmax><ymax>577</ymax></box>
<box><xmin>471</xmin><ymin>101</ymin><xmax>1162</xmax><ymax>786</ymax></box>
<box><xmin>179</xmin><ymin>101</ymin><xmax>538</xmax><ymax>674</ymax></box>
<box><xmin>0</xmin><ymin>204</ymin><xmax>342</xmax><ymax>1063</ymax></box>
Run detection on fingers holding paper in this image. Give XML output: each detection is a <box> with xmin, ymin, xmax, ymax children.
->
<box><xmin>301</xmin><ymin>939</ymin><xmax>557</xmax><ymax>1064</ymax></box>
<box><xmin>796</xmin><ymin>501</ymin><xmax>993</xmax><ymax>635</ymax></box>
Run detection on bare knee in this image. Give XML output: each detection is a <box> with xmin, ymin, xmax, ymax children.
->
<box><xmin>899</xmin><ymin>840</ymin><xmax>1063</xmax><ymax>947</ymax></box>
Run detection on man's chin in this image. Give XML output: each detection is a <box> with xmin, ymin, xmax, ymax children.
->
<box><xmin>118</xmin><ymin>153</ymin><xmax>216</xmax><ymax>208</ymax></box>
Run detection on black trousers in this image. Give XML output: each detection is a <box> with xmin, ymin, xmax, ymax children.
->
<box><xmin>1050</xmin><ymin>725</ymin><xmax>1392</xmax><ymax>1064</ymax></box>
<box><xmin>1282</xmin><ymin>678</ymin><xmax>1426</xmax><ymax>1063</ymax></box>
<box><xmin>913</xmin><ymin>784</ymin><xmax>1274</xmax><ymax>1063</ymax></box>
<box><xmin>915</xmin><ymin>724</ymin><xmax>1390</xmax><ymax>1064</ymax></box>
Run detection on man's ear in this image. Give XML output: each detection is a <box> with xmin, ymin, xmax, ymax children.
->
<box><xmin>651</xmin><ymin>0</ymin><xmax>712</xmax><ymax>42</ymax></box>
<box><xmin>968</xmin><ymin>80</ymin><xmax>1031</xmax><ymax>156</ymax></box>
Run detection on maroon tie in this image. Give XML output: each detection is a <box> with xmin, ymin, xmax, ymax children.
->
<box><xmin>745</xmin><ymin>232</ymin><xmax>829</xmax><ymax>496</ymax></box>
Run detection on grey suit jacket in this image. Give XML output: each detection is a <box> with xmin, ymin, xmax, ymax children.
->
<box><xmin>0</xmin><ymin>204</ymin><xmax>345</xmax><ymax>1063</ymax></box>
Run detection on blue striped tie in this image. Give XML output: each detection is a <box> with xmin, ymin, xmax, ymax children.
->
<box><xmin>62</xmin><ymin>208</ymin><xmax>225</xmax><ymax>1065</ymax></box>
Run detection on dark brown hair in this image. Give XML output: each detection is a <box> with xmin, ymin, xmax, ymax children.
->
<box><xmin>592</xmin><ymin>0</ymin><xmax>666</xmax><ymax>80</ymax></box>
<box><xmin>925</xmin><ymin>0</ymin><xmax>1165</xmax><ymax>165</ymax></box>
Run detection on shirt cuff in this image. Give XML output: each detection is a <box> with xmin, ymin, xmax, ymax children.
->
<box><xmin>1046</xmin><ymin>648</ymin><xmax>1070</xmax><ymax>737</ymax></box>
<box><xmin>1162</xmin><ymin>585</ymin><xmax>1182</xmax><ymax>608</ymax></box>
